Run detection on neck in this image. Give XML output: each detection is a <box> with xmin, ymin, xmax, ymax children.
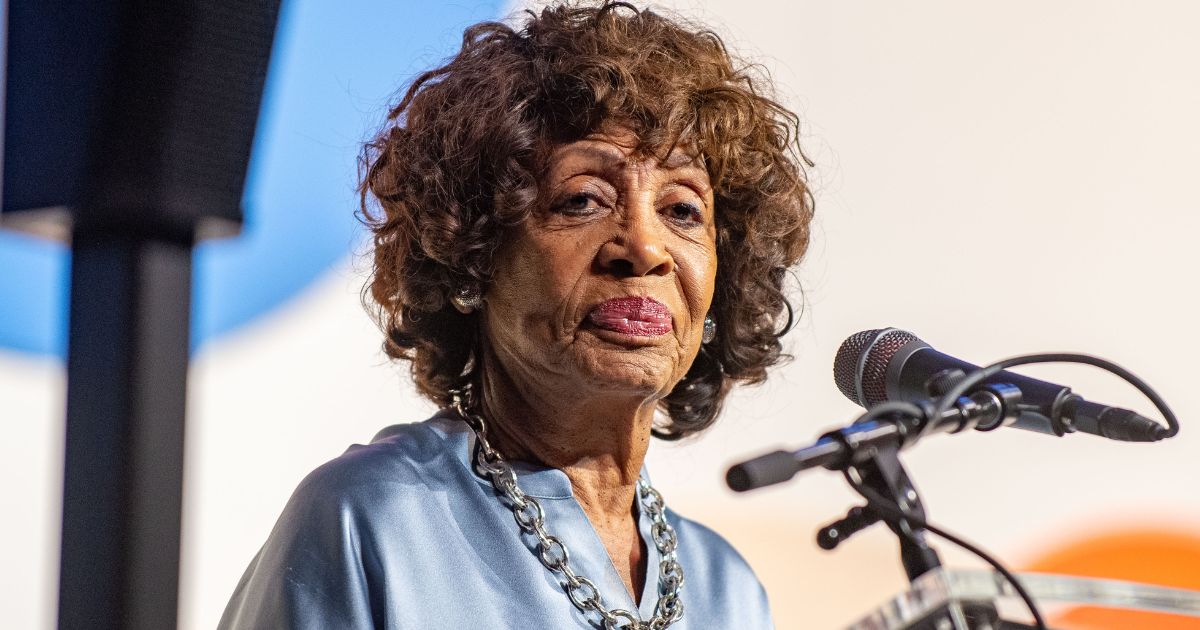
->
<box><xmin>479</xmin><ymin>360</ymin><xmax>656</xmax><ymax>513</ymax></box>
<box><xmin>474</xmin><ymin>352</ymin><xmax>657</xmax><ymax>604</ymax></box>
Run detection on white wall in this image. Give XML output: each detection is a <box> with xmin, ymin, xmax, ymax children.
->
<box><xmin>3</xmin><ymin>1</ymin><xmax>1199</xmax><ymax>628</ymax></box>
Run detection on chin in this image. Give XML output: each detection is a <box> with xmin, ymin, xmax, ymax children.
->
<box><xmin>568</xmin><ymin>339</ymin><xmax>681</xmax><ymax>400</ymax></box>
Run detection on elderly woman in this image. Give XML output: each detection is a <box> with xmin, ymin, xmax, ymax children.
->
<box><xmin>220</xmin><ymin>2</ymin><xmax>812</xmax><ymax>628</ymax></box>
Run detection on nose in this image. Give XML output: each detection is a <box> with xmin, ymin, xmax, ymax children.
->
<box><xmin>597</xmin><ymin>206</ymin><xmax>674</xmax><ymax>277</ymax></box>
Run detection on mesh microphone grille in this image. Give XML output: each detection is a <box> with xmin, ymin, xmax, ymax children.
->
<box><xmin>833</xmin><ymin>328</ymin><xmax>921</xmax><ymax>407</ymax></box>
<box><xmin>833</xmin><ymin>330</ymin><xmax>882</xmax><ymax>405</ymax></box>
<box><xmin>861</xmin><ymin>329</ymin><xmax>918</xmax><ymax>406</ymax></box>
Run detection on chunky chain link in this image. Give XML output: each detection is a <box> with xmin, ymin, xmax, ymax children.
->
<box><xmin>450</xmin><ymin>389</ymin><xmax>685</xmax><ymax>630</ymax></box>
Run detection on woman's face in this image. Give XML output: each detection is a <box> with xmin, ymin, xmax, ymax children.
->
<box><xmin>483</xmin><ymin>127</ymin><xmax>718</xmax><ymax>401</ymax></box>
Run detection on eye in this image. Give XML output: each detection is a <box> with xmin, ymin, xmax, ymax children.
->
<box><xmin>555</xmin><ymin>192</ymin><xmax>599</xmax><ymax>216</ymax></box>
<box><xmin>664</xmin><ymin>202</ymin><xmax>703</xmax><ymax>225</ymax></box>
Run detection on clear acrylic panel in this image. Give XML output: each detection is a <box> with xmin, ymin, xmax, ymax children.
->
<box><xmin>848</xmin><ymin>568</ymin><xmax>1200</xmax><ymax>630</ymax></box>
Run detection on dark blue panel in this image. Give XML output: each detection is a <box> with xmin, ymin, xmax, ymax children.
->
<box><xmin>0</xmin><ymin>0</ymin><xmax>508</xmax><ymax>356</ymax></box>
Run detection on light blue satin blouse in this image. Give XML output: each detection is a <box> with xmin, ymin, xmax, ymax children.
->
<box><xmin>219</xmin><ymin>413</ymin><xmax>774</xmax><ymax>629</ymax></box>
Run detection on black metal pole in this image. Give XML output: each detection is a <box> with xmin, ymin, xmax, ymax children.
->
<box><xmin>58</xmin><ymin>231</ymin><xmax>193</xmax><ymax>629</ymax></box>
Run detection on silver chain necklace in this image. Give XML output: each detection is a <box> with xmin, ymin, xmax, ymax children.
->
<box><xmin>450</xmin><ymin>391</ymin><xmax>685</xmax><ymax>630</ymax></box>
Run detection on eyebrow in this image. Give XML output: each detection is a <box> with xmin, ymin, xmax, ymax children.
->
<box><xmin>553</xmin><ymin>143</ymin><xmax>707</xmax><ymax>173</ymax></box>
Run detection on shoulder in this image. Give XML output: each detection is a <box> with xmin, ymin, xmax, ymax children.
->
<box><xmin>219</xmin><ymin>414</ymin><xmax>473</xmax><ymax>628</ymax></box>
<box><xmin>266</xmin><ymin>412</ymin><xmax>485</xmax><ymax>562</ymax></box>
<box><xmin>667</xmin><ymin>510</ymin><xmax>775</xmax><ymax>628</ymax></box>
<box><xmin>290</xmin><ymin>414</ymin><xmax>464</xmax><ymax>505</ymax></box>
<box><xmin>281</xmin><ymin>411</ymin><xmax>486</xmax><ymax>524</ymax></box>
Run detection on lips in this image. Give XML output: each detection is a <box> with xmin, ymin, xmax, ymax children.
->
<box><xmin>586</xmin><ymin>296</ymin><xmax>673</xmax><ymax>337</ymax></box>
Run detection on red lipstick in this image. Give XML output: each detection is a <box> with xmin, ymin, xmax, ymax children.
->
<box><xmin>587</xmin><ymin>296</ymin><xmax>673</xmax><ymax>336</ymax></box>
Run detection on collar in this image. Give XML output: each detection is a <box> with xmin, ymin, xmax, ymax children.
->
<box><xmin>425</xmin><ymin>409</ymin><xmax>652</xmax><ymax>501</ymax></box>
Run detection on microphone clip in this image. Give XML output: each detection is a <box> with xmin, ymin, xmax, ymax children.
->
<box><xmin>724</xmin><ymin>386</ymin><xmax>1025</xmax><ymax>493</ymax></box>
<box><xmin>816</xmin><ymin>504</ymin><xmax>879</xmax><ymax>550</ymax></box>
<box><xmin>827</xmin><ymin>441</ymin><xmax>944</xmax><ymax>582</ymax></box>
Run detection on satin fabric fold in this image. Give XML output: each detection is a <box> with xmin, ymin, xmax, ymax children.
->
<box><xmin>219</xmin><ymin>413</ymin><xmax>774</xmax><ymax>629</ymax></box>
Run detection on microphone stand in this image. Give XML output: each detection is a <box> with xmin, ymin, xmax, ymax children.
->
<box><xmin>728</xmin><ymin>388</ymin><xmax>1038</xmax><ymax>629</ymax></box>
<box><xmin>841</xmin><ymin>442</ymin><xmax>942</xmax><ymax>582</ymax></box>
<box><xmin>782</xmin><ymin>408</ymin><xmax>943</xmax><ymax>581</ymax></box>
<box><xmin>819</xmin><ymin>438</ymin><xmax>1020</xmax><ymax>629</ymax></box>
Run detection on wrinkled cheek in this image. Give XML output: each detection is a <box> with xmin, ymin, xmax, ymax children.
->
<box><xmin>702</xmin><ymin>250</ymin><xmax>719</xmax><ymax>308</ymax></box>
<box><xmin>685</xmin><ymin>267</ymin><xmax>718</xmax><ymax>320</ymax></box>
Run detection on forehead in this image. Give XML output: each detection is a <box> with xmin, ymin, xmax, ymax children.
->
<box><xmin>545</xmin><ymin>127</ymin><xmax>708</xmax><ymax>176</ymax></box>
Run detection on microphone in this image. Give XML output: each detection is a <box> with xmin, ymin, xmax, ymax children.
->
<box><xmin>833</xmin><ymin>328</ymin><xmax>1167</xmax><ymax>442</ymax></box>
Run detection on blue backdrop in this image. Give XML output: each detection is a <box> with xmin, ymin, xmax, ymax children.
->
<box><xmin>0</xmin><ymin>0</ymin><xmax>507</xmax><ymax>356</ymax></box>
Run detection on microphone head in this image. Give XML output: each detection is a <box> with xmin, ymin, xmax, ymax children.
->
<box><xmin>833</xmin><ymin>328</ymin><xmax>923</xmax><ymax>407</ymax></box>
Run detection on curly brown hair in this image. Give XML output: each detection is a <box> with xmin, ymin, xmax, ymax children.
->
<box><xmin>359</xmin><ymin>1</ymin><xmax>813</xmax><ymax>439</ymax></box>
